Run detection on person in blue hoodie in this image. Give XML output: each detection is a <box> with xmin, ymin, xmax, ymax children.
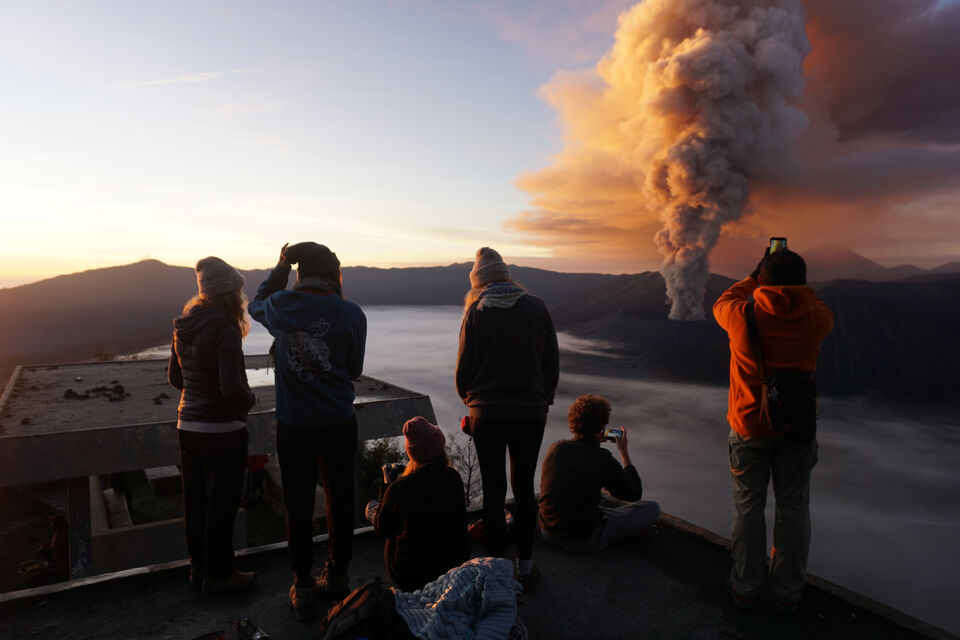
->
<box><xmin>247</xmin><ymin>242</ymin><xmax>366</xmax><ymax>622</ymax></box>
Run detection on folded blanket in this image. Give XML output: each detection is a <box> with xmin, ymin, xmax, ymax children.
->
<box><xmin>392</xmin><ymin>557</ymin><xmax>521</xmax><ymax>640</ymax></box>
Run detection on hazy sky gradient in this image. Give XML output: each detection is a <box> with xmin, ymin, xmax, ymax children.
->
<box><xmin>1</xmin><ymin>1</ymin><xmax>957</xmax><ymax>287</ymax></box>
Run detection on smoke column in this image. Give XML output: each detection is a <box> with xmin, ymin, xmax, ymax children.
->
<box><xmin>622</xmin><ymin>0</ymin><xmax>810</xmax><ymax>319</ymax></box>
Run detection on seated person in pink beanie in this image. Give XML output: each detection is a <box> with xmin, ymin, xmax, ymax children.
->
<box><xmin>366</xmin><ymin>417</ymin><xmax>470</xmax><ymax>591</ymax></box>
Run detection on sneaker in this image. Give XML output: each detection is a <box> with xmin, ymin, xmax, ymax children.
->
<box><xmin>288</xmin><ymin>583</ymin><xmax>316</xmax><ymax>622</ymax></box>
<box><xmin>725</xmin><ymin>580</ymin><xmax>758</xmax><ymax>611</ymax></box>
<box><xmin>202</xmin><ymin>570</ymin><xmax>257</xmax><ymax>595</ymax></box>
<box><xmin>514</xmin><ymin>560</ymin><xmax>541</xmax><ymax>594</ymax></box>
<box><xmin>314</xmin><ymin>561</ymin><xmax>350</xmax><ymax>600</ymax></box>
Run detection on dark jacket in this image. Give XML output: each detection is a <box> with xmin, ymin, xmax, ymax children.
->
<box><xmin>538</xmin><ymin>439</ymin><xmax>643</xmax><ymax>539</ymax></box>
<box><xmin>713</xmin><ymin>277</ymin><xmax>834</xmax><ymax>439</ymax></box>
<box><xmin>374</xmin><ymin>463</ymin><xmax>469</xmax><ymax>591</ymax></box>
<box><xmin>168</xmin><ymin>305</ymin><xmax>256</xmax><ymax>422</ymax></box>
<box><xmin>455</xmin><ymin>294</ymin><xmax>559</xmax><ymax>419</ymax></box>
<box><xmin>247</xmin><ymin>263</ymin><xmax>366</xmax><ymax>428</ymax></box>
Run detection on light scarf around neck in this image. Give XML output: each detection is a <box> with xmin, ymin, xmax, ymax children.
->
<box><xmin>477</xmin><ymin>281</ymin><xmax>526</xmax><ymax>310</ymax></box>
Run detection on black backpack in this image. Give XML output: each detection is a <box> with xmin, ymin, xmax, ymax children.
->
<box><xmin>745</xmin><ymin>302</ymin><xmax>818</xmax><ymax>444</ymax></box>
<box><xmin>319</xmin><ymin>576</ymin><xmax>416</xmax><ymax>640</ymax></box>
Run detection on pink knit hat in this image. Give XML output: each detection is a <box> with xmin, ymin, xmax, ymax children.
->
<box><xmin>403</xmin><ymin>416</ymin><xmax>446</xmax><ymax>463</ymax></box>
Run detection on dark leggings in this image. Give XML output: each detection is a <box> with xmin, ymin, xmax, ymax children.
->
<box><xmin>471</xmin><ymin>415</ymin><xmax>546</xmax><ymax>559</ymax></box>
<box><xmin>178</xmin><ymin>427</ymin><xmax>248</xmax><ymax>580</ymax></box>
<box><xmin>277</xmin><ymin>417</ymin><xmax>357</xmax><ymax>582</ymax></box>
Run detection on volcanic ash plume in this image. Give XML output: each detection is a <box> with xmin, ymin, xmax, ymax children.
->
<box><xmin>628</xmin><ymin>0</ymin><xmax>810</xmax><ymax>319</ymax></box>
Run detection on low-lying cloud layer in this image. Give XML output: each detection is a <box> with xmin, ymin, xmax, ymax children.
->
<box><xmin>511</xmin><ymin>0</ymin><xmax>960</xmax><ymax>280</ymax></box>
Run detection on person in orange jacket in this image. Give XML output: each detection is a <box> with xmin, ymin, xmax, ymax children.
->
<box><xmin>713</xmin><ymin>246</ymin><xmax>833</xmax><ymax>613</ymax></box>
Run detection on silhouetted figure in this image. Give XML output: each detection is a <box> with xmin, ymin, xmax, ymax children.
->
<box><xmin>366</xmin><ymin>417</ymin><xmax>469</xmax><ymax>591</ymax></box>
<box><xmin>713</xmin><ymin>247</ymin><xmax>833</xmax><ymax>612</ymax></box>
<box><xmin>539</xmin><ymin>395</ymin><xmax>660</xmax><ymax>553</ymax></box>
<box><xmin>168</xmin><ymin>257</ymin><xmax>257</xmax><ymax>594</ymax></box>
<box><xmin>456</xmin><ymin>247</ymin><xmax>559</xmax><ymax>592</ymax></box>
<box><xmin>248</xmin><ymin>242</ymin><xmax>366</xmax><ymax>622</ymax></box>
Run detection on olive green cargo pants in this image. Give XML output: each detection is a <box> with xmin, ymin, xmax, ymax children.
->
<box><xmin>728</xmin><ymin>430</ymin><xmax>818</xmax><ymax>603</ymax></box>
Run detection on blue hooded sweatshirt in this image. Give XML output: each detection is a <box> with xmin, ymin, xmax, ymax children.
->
<box><xmin>248</xmin><ymin>263</ymin><xmax>366</xmax><ymax>428</ymax></box>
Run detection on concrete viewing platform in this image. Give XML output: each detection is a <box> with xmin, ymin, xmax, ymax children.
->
<box><xmin>1</xmin><ymin>358</ymin><xmax>956</xmax><ymax>639</ymax></box>
<box><xmin>0</xmin><ymin>513</ymin><xmax>953</xmax><ymax>640</ymax></box>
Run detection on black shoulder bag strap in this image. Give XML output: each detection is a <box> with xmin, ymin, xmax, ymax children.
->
<box><xmin>744</xmin><ymin>301</ymin><xmax>766</xmax><ymax>380</ymax></box>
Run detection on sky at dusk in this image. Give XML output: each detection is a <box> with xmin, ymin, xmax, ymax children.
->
<box><xmin>1</xmin><ymin>0</ymin><xmax>958</xmax><ymax>288</ymax></box>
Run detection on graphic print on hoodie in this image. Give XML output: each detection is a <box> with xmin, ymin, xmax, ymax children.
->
<box><xmin>288</xmin><ymin>318</ymin><xmax>333</xmax><ymax>382</ymax></box>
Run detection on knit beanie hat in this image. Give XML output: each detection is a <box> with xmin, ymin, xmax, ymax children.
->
<box><xmin>196</xmin><ymin>257</ymin><xmax>244</xmax><ymax>298</ymax></box>
<box><xmin>469</xmin><ymin>247</ymin><xmax>511</xmax><ymax>289</ymax></box>
<box><xmin>403</xmin><ymin>416</ymin><xmax>446</xmax><ymax>464</ymax></box>
<box><xmin>284</xmin><ymin>242</ymin><xmax>340</xmax><ymax>280</ymax></box>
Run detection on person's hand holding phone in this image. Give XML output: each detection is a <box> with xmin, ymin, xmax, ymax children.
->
<box><xmin>616</xmin><ymin>425</ymin><xmax>633</xmax><ymax>468</ymax></box>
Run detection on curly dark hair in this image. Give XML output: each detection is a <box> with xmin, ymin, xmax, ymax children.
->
<box><xmin>568</xmin><ymin>394</ymin><xmax>611</xmax><ymax>438</ymax></box>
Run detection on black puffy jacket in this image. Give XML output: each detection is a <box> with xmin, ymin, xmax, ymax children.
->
<box><xmin>168</xmin><ymin>305</ymin><xmax>256</xmax><ymax>422</ymax></box>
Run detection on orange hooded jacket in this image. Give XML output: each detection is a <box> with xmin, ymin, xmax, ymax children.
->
<box><xmin>713</xmin><ymin>277</ymin><xmax>834</xmax><ymax>440</ymax></box>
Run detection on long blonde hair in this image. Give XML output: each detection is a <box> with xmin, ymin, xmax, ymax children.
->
<box><xmin>182</xmin><ymin>289</ymin><xmax>250</xmax><ymax>337</ymax></box>
<box><xmin>402</xmin><ymin>450</ymin><xmax>450</xmax><ymax>477</ymax></box>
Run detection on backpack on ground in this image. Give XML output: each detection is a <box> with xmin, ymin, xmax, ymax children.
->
<box><xmin>319</xmin><ymin>575</ymin><xmax>416</xmax><ymax>640</ymax></box>
<box><xmin>745</xmin><ymin>302</ymin><xmax>818</xmax><ymax>444</ymax></box>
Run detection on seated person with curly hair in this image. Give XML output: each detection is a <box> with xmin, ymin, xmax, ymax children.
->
<box><xmin>538</xmin><ymin>394</ymin><xmax>660</xmax><ymax>553</ymax></box>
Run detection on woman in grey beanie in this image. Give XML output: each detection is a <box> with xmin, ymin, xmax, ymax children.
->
<box><xmin>168</xmin><ymin>256</ymin><xmax>258</xmax><ymax>594</ymax></box>
<box><xmin>456</xmin><ymin>247</ymin><xmax>559</xmax><ymax>592</ymax></box>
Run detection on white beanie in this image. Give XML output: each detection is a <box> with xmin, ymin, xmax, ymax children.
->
<box><xmin>469</xmin><ymin>247</ymin><xmax>511</xmax><ymax>289</ymax></box>
<box><xmin>196</xmin><ymin>257</ymin><xmax>245</xmax><ymax>297</ymax></box>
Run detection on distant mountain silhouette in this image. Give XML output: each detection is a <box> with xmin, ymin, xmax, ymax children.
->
<box><xmin>0</xmin><ymin>260</ymin><xmax>619</xmax><ymax>379</ymax></box>
<box><xmin>805</xmin><ymin>245</ymin><xmax>959</xmax><ymax>283</ymax></box>
<box><xmin>553</xmin><ymin>271</ymin><xmax>960</xmax><ymax>403</ymax></box>
<box><xmin>2</xmin><ymin>259</ymin><xmax>959</xmax><ymax>404</ymax></box>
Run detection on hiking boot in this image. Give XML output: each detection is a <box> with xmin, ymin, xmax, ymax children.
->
<box><xmin>189</xmin><ymin>567</ymin><xmax>203</xmax><ymax>592</ymax></box>
<box><xmin>202</xmin><ymin>570</ymin><xmax>257</xmax><ymax>595</ymax></box>
<box><xmin>288</xmin><ymin>583</ymin><xmax>316</xmax><ymax>622</ymax></box>
<box><xmin>726</xmin><ymin>580</ymin><xmax>758</xmax><ymax>611</ymax></box>
<box><xmin>315</xmin><ymin>561</ymin><xmax>350</xmax><ymax>600</ymax></box>
<box><xmin>776</xmin><ymin>598</ymin><xmax>799</xmax><ymax>614</ymax></box>
<box><xmin>514</xmin><ymin>560</ymin><xmax>540</xmax><ymax>594</ymax></box>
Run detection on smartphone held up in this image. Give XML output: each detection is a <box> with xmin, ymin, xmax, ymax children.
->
<box><xmin>769</xmin><ymin>236</ymin><xmax>788</xmax><ymax>253</ymax></box>
<box><xmin>602</xmin><ymin>427</ymin><xmax>624</xmax><ymax>442</ymax></box>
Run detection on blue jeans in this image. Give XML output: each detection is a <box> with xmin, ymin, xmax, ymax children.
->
<box><xmin>541</xmin><ymin>500</ymin><xmax>661</xmax><ymax>553</ymax></box>
<box><xmin>728</xmin><ymin>430</ymin><xmax>818</xmax><ymax>602</ymax></box>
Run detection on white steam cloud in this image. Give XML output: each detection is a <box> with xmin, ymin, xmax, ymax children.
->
<box><xmin>626</xmin><ymin>0</ymin><xmax>810</xmax><ymax>319</ymax></box>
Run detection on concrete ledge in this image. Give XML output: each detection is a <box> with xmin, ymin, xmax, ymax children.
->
<box><xmin>656</xmin><ymin>512</ymin><xmax>958</xmax><ymax>640</ymax></box>
<box><xmin>0</xmin><ymin>526</ymin><xmax>372</xmax><ymax>605</ymax></box>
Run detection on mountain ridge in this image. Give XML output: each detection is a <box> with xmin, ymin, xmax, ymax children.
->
<box><xmin>2</xmin><ymin>258</ymin><xmax>958</xmax><ymax>404</ymax></box>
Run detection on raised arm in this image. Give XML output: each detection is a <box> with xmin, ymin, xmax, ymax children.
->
<box><xmin>603</xmin><ymin>427</ymin><xmax>643</xmax><ymax>501</ymax></box>
<box><xmin>712</xmin><ymin>277</ymin><xmax>758</xmax><ymax>334</ymax></box>
<box><xmin>247</xmin><ymin>244</ymin><xmax>293</xmax><ymax>325</ymax></box>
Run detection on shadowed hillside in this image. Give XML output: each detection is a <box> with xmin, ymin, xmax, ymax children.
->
<box><xmin>0</xmin><ymin>260</ymin><xmax>619</xmax><ymax>379</ymax></box>
<box><xmin>553</xmin><ymin>272</ymin><xmax>960</xmax><ymax>403</ymax></box>
<box><xmin>2</xmin><ymin>260</ymin><xmax>959</xmax><ymax>404</ymax></box>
